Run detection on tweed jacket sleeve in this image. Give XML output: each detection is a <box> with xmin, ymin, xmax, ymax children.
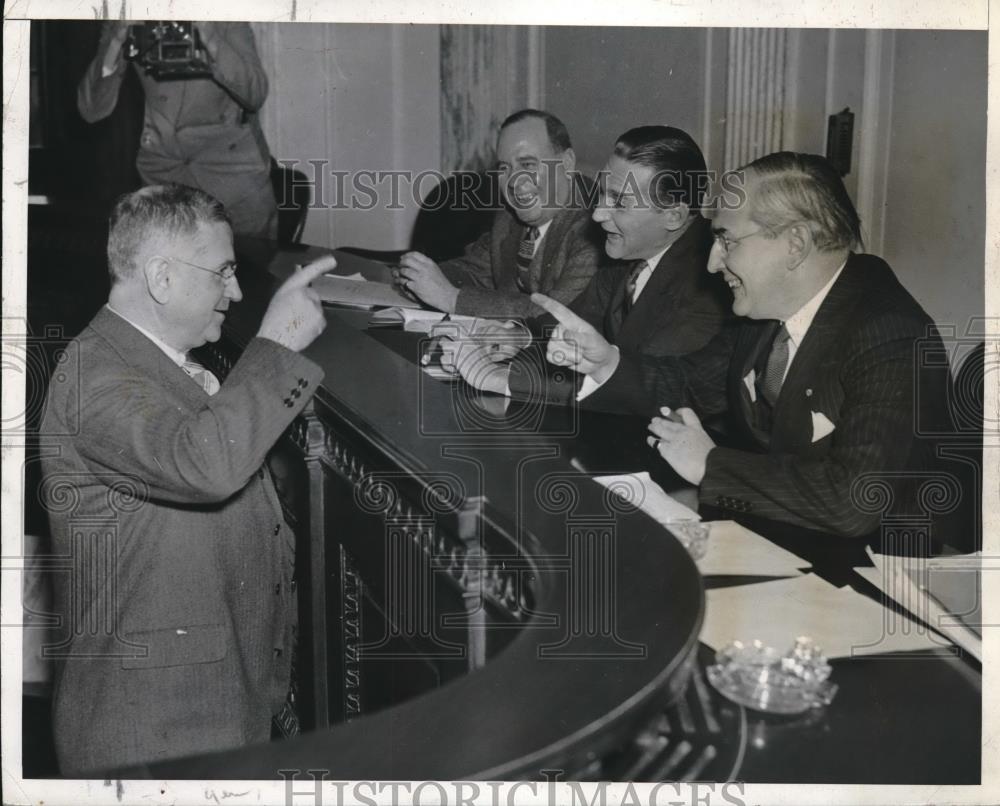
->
<box><xmin>443</xmin><ymin>207</ymin><xmax>603</xmax><ymax>319</ymax></box>
<box><xmin>63</xmin><ymin>336</ymin><xmax>324</xmax><ymax>504</ymax></box>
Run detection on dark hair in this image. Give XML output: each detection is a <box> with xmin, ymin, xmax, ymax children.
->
<box><xmin>612</xmin><ymin>125</ymin><xmax>708</xmax><ymax>210</ymax></box>
<box><xmin>107</xmin><ymin>184</ymin><xmax>230</xmax><ymax>283</ymax></box>
<box><xmin>743</xmin><ymin>152</ymin><xmax>862</xmax><ymax>252</ymax></box>
<box><xmin>499</xmin><ymin>108</ymin><xmax>572</xmax><ymax>153</ymax></box>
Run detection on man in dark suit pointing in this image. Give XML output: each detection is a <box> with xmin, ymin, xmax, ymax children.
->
<box><xmin>534</xmin><ymin>152</ymin><xmax>949</xmax><ymax>540</ymax></box>
<box><xmin>41</xmin><ymin>184</ymin><xmax>331</xmax><ymax>775</ymax></box>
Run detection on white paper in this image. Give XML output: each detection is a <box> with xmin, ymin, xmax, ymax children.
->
<box><xmin>700</xmin><ymin>573</ymin><xmax>951</xmax><ymax>658</ymax></box>
<box><xmin>594</xmin><ymin>472</ymin><xmax>700</xmax><ymax>523</ymax></box>
<box><xmin>369</xmin><ymin>308</ymin><xmax>478</xmax><ymax>332</ymax></box>
<box><xmin>855</xmin><ymin>549</ymin><xmax>983</xmax><ymax>661</ymax></box>
<box><xmin>695</xmin><ymin>519</ymin><xmax>809</xmax><ymax>577</ymax></box>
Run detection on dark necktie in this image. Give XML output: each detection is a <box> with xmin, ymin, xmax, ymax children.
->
<box><xmin>515</xmin><ymin>226</ymin><xmax>540</xmax><ymax>292</ymax></box>
<box><xmin>622</xmin><ymin>260</ymin><xmax>648</xmax><ymax>316</ymax></box>
<box><xmin>760</xmin><ymin>324</ymin><xmax>790</xmax><ymax>408</ymax></box>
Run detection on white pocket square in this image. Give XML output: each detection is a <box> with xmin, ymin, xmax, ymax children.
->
<box><xmin>742</xmin><ymin>369</ymin><xmax>757</xmax><ymax>403</ymax></box>
<box><xmin>811</xmin><ymin>410</ymin><xmax>836</xmax><ymax>442</ymax></box>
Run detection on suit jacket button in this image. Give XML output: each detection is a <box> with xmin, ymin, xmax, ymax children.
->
<box><xmin>275</xmin><ymin>583</ymin><xmax>281</xmax><ymax>595</ymax></box>
<box><xmin>273</xmin><ymin>524</ymin><xmax>281</xmax><ymax>536</ymax></box>
<box><xmin>274</xmin><ymin>648</ymin><xmax>283</xmax><ymax>658</ymax></box>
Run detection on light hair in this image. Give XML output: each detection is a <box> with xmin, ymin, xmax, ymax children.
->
<box><xmin>744</xmin><ymin>152</ymin><xmax>862</xmax><ymax>252</ymax></box>
<box><xmin>106</xmin><ymin>184</ymin><xmax>230</xmax><ymax>283</ymax></box>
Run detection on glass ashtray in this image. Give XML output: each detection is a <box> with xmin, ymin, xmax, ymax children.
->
<box><xmin>706</xmin><ymin>637</ymin><xmax>838</xmax><ymax>715</ymax></box>
<box><xmin>664</xmin><ymin>520</ymin><xmax>709</xmax><ymax>561</ymax></box>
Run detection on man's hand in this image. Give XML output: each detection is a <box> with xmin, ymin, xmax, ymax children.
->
<box><xmin>530</xmin><ymin>293</ymin><xmax>620</xmax><ymax>381</ymax></box>
<box><xmin>470</xmin><ymin>318</ymin><xmax>532</xmax><ymax>363</ymax></box>
<box><xmin>429</xmin><ymin>322</ymin><xmax>510</xmax><ymax>394</ymax></box>
<box><xmin>257</xmin><ymin>256</ymin><xmax>332</xmax><ymax>351</ymax></box>
<box><xmin>646</xmin><ymin>406</ymin><xmax>715</xmax><ymax>485</ymax></box>
<box><xmin>100</xmin><ymin>21</ymin><xmax>131</xmax><ymax>74</ymax></box>
<box><xmin>395</xmin><ymin>252</ymin><xmax>459</xmax><ymax>313</ymax></box>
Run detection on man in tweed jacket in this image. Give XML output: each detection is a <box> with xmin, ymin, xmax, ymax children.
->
<box><xmin>40</xmin><ymin>185</ymin><xmax>330</xmax><ymax>775</ymax></box>
<box><xmin>395</xmin><ymin>109</ymin><xmax>604</xmax><ymax>319</ymax></box>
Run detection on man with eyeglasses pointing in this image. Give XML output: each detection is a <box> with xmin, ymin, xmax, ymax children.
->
<box><xmin>533</xmin><ymin>152</ymin><xmax>950</xmax><ymax>542</ymax></box>
<box><xmin>40</xmin><ymin>184</ymin><xmax>330</xmax><ymax>775</ymax></box>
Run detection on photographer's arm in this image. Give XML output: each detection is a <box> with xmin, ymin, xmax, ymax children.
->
<box><xmin>77</xmin><ymin>22</ymin><xmax>130</xmax><ymax>123</ymax></box>
<box><xmin>199</xmin><ymin>22</ymin><xmax>269</xmax><ymax>112</ymax></box>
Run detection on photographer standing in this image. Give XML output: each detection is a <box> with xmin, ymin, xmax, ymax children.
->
<box><xmin>78</xmin><ymin>21</ymin><xmax>278</xmax><ymax>239</ymax></box>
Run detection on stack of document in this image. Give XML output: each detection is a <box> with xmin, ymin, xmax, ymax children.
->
<box><xmin>594</xmin><ymin>473</ymin><xmax>808</xmax><ymax>577</ymax></box>
<box><xmin>313</xmin><ymin>274</ymin><xmax>422</xmax><ymax>309</ymax></box>
<box><xmin>854</xmin><ymin>549</ymin><xmax>982</xmax><ymax>661</ymax></box>
<box><xmin>369</xmin><ymin>309</ymin><xmax>478</xmax><ymax>333</ymax></box>
<box><xmin>700</xmin><ymin>573</ymin><xmax>951</xmax><ymax>658</ymax></box>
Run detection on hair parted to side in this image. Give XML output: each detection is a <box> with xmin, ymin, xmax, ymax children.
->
<box><xmin>107</xmin><ymin>184</ymin><xmax>230</xmax><ymax>283</ymax></box>
<box><xmin>500</xmin><ymin>108</ymin><xmax>573</xmax><ymax>153</ymax></box>
<box><xmin>612</xmin><ymin>125</ymin><xmax>708</xmax><ymax>211</ymax></box>
<box><xmin>743</xmin><ymin>152</ymin><xmax>863</xmax><ymax>252</ymax></box>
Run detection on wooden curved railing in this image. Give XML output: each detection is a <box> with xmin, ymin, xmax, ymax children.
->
<box><xmin>138</xmin><ymin>243</ymin><xmax>706</xmax><ymax>780</ymax></box>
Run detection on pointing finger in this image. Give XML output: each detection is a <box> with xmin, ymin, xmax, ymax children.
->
<box><xmin>531</xmin><ymin>293</ymin><xmax>587</xmax><ymax>330</ymax></box>
<box><xmin>286</xmin><ymin>256</ymin><xmax>337</xmax><ymax>288</ymax></box>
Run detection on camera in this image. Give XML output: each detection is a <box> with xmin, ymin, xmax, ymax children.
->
<box><xmin>124</xmin><ymin>21</ymin><xmax>213</xmax><ymax>80</ymax></box>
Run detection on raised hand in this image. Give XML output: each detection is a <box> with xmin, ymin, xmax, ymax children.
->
<box><xmin>530</xmin><ymin>293</ymin><xmax>620</xmax><ymax>381</ymax></box>
<box><xmin>257</xmin><ymin>256</ymin><xmax>333</xmax><ymax>351</ymax></box>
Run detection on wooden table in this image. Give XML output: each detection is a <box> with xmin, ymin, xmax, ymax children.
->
<box><xmin>141</xmin><ymin>238</ymin><xmax>982</xmax><ymax>784</ymax></box>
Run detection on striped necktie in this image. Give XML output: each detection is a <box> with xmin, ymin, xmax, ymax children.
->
<box><xmin>515</xmin><ymin>226</ymin><xmax>540</xmax><ymax>292</ymax></box>
<box><xmin>759</xmin><ymin>324</ymin><xmax>790</xmax><ymax>407</ymax></box>
<box><xmin>622</xmin><ymin>260</ymin><xmax>649</xmax><ymax>316</ymax></box>
<box><xmin>182</xmin><ymin>357</ymin><xmax>221</xmax><ymax>396</ymax></box>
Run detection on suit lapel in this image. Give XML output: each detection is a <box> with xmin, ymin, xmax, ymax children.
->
<box><xmin>615</xmin><ymin>217</ymin><xmax>711</xmax><ymax>350</ymax></box>
<box><xmin>728</xmin><ymin>319</ymin><xmax>780</xmax><ymax>448</ymax></box>
<box><xmin>90</xmin><ymin>307</ymin><xmax>207</xmax><ymax>408</ymax></box>
<box><xmin>770</xmin><ymin>257</ymin><xmax>861</xmax><ymax>451</ymax></box>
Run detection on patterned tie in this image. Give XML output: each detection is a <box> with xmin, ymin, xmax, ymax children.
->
<box><xmin>760</xmin><ymin>324</ymin><xmax>790</xmax><ymax>407</ymax></box>
<box><xmin>622</xmin><ymin>260</ymin><xmax>648</xmax><ymax>316</ymax></box>
<box><xmin>515</xmin><ymin>226</ymin><xmax>540</xmax><ymax>292</ymax></box>
<box><xmin>182</xmin><ymin>357</ymin><xmax>221</xmax><ymax>396</ymax></box>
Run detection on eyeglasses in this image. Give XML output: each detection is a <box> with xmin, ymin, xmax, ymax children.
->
<box><xmin>165</xmin><ymin>256</ymin><xmax>238</xmax><ymax>281</ymax></box>
<box><xmin>711</xmin><ymin>228</ymin><xmax>769</xmax><ymax>255</ymax></box>
<box><xmin>712</xmin><ymin>221</ymin><xmax>801</xmax><ymax>255</ymax></box>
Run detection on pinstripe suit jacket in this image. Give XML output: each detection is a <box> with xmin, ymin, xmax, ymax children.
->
<box><xmin>585</xmin><ymin>253</ymin><xmax>949</xmax><ymax>538</ymax></box>
<box><xmin>40</xmin><ymin>307</ymin><xmax>323</xmax><ymax>776</ymax></box>
<box><xmin>440</xmin><ymin>201</ymin><xmax>605</xmax><ymax>319</ymax></box>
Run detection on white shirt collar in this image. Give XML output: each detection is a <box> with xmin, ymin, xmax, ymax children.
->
<box><xmin>782</xmin><ymin>260</ymin><xmax>848</xmax><ymax>350</ymax></box>
<box><xmin>629</xmin><ymin>243</ymin><xmax>672</xmax><ymax>302</ymax></box>
<box><xmin>642</xmin><ymin>243</ymin><xmax>672</xmax><ymax>273</ymax></box>
<box><xmin>105</xmin><ymin>304</ymin><xmax>189</xmax><ymax>366</ymax></box>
